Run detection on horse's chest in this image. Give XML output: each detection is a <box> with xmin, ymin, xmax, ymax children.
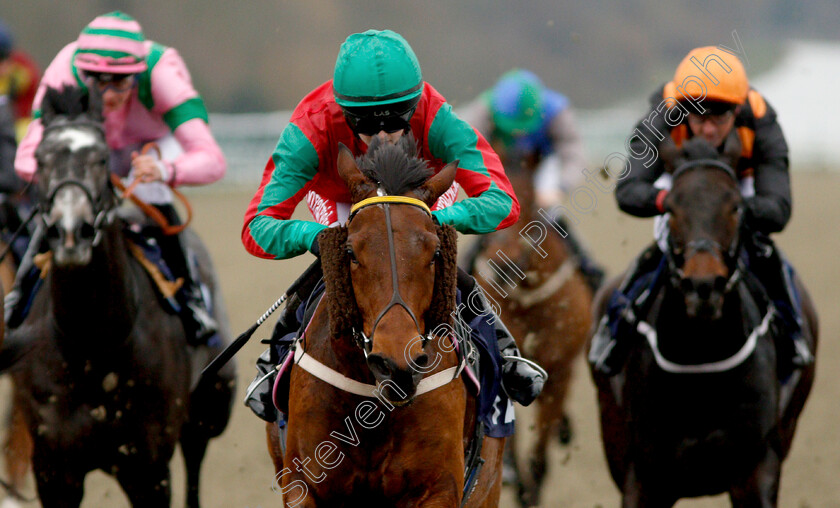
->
<box><xmin>27</xmin><ymin>368</ymin><xmax>176</xmax><ymax>443</ymax></box>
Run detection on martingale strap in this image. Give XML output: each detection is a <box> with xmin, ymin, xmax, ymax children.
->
<box><xmin>292</xmin><ymin>346</ymin><xmax>463</xmax><ymax>397</ymax></box>
<box><xmin>636</xmin><ymin>310</ymin><xmax>773</xmax><ymax>374</ymax></box>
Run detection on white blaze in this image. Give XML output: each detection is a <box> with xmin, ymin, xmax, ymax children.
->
<box><xmin>56</xmin><ymin>127</ymin><xmax>99</xmax><ymax>152</ymax></box>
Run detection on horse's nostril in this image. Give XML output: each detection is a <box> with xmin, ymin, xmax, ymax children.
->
<box><xmin>46</xmin><ymin>223</ymin><xmax>61</xmax><ymax>241</ymax></box>
<box><xmin>696</xmin><ymin>279</ymin><xmax>714</xmax><ymax>300</ymax></box>
<box><xmin>79</xmin><ymin>222</ymin><xmax>96</xmax><ymax>240</ymax></box>
<box><xmin>414</xmin><ymin>353</ymin><xmax>429</xmax><ymax>368</ymax></box>
<box><xmin>713</xmin><ymin>275</ymin><xmax>728</xmax><ymax>292</ymax></box>
<box><xmin>680</xmin><ymin>278</ymin><xmax>694</xmax><ymax>294</ymax></box>
<box><xmin>367</xmin><ymin>355</ymin><xmax>392</xmax><ymax>378</ymax></box>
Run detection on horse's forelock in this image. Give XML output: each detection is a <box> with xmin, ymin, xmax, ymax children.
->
<box><xmin>357</xmin><ymin>134</ymin><xmax>432</xmax><ymax>196</ymax></box>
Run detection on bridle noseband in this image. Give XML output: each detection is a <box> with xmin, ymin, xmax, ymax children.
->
<box><xmin>347</xmin><ymin>195</ymin><xmax>435</xmax><ymax>356</ymax></box>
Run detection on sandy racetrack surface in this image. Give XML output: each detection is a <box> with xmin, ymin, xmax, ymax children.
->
<box><xmin>5</xmin><ymin>171</ymin><xmax>838</xmax><ymax>507</ymax></box>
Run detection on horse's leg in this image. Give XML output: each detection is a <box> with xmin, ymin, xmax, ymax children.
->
<box><xmin>179</xmin><ymin>365</ymin><xmax>235</xmax><ymax>508</ymax></box>
<box><xmin>515</xmin><ymin>366</ymin><xmax>570</xmax><ymax>507</ymax></box>
<box><xmin>2</xmin><ymin>399</ymin><xmax>33</xmax><ymax>504</ymax></box>
<box><xmin>115</xmin><ymin>461</ymin><xmax>172</xmax><ymax>508</ymax></box>
<box><xmin>729</xmin><ymin>447</ymin><xmax>781</xmax><ymax>508</ymax></box>
<box><xmin>620</xmin><ymin>464</ymin><xmax>676</xmax><ymax>508</ymax></box>
<box><xmin>266</xmin><ymin>421</ymin><xmax>284</xmax><ymax>473</ymax></box>
<box><xmin>30</xmin><ymin>459</ymin><xmax>84</xmax><ymax>508</ymax></box>
<box><xmin>180</xmin><ymin>429</ymin><xmax>211</xmax><ymax>508</ymax></box>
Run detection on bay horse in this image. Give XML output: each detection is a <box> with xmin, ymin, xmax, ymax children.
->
<box><xmin>589</xmin><ymin>137</ymin><xmax>818</xmax><ymax>507</ymax></box>
<box><xmin>266</xmin><ymin>136</ymin><xmax>505</xmax><ymax>506</ymax></box>
<box><xmin>469</xmin><ymin>145</ymin><xmax>592</xmax><ymax>507</ymax></box>
<box><xmin>0</xmin><ymin>86</ymin><xmax>235</xmax><ymax>508</ymax></box>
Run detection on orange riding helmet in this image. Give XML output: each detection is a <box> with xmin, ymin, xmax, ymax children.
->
<box><xmin>667</xmin><ymin>46</ymin><xmax>749</xmax><ymax>107</ymax></box>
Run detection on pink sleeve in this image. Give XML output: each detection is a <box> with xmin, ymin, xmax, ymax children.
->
<box><xmin>14</xmin><ymin>118</ymin><xmax>42</xmax><ymax>181</ymax></box>
<box><xmin>14</xmin><ymin>44</ymin><xmax>79</xmax><ymax>181</ymax></box>
<box><xmin>151</xmin><ymin>48</ymin><xmax>226</xmax><ymax>186</ymax></box>
<box><xmin>169</xmin><ymin>118</ymin><xmax>227</xmax><ymax>186</ymax></box>
<box><xmin>149</xmin><ymin>48</ymin><xmax>201</xmax><ymax>115</ymax></box>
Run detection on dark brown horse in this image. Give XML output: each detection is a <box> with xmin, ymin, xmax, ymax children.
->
<box><xmin>589</xmin><ymin>138</ymin><xmax>818</xmax><ymax>507</ymax></box>
<box><xmin>469</xmin><ymin>145</ymin><xmax>593</xmax><ymax>506</ymax></box>
<box><xmin>266</xmin><ymin>136</ymin><xmax>504</xmax><ymax>506</ymax></box>
<box><xmin>0</xmin><ymin>86</ymin><xmax>235</xmax><ymax>508</ymax></box>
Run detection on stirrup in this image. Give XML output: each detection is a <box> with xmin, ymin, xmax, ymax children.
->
<box><xmin>501</xmin><ymin>355</ymin><xmax>547</xmax><ymax>406</ymax></box>
<box><xmin>501</xmin><ymin>355</ymin><xmax>549</xmax><ymax>380</ymax></box>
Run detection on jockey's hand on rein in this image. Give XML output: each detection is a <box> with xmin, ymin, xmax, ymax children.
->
<box><xmin>310</xmin><ymin>229</ymin><xmax>326</xmax><ymax>258</ymax></box>
<box><xmin>130</xmin><ymin>151</ymin><xmax>168</xmax><ymax>183</ymax></box>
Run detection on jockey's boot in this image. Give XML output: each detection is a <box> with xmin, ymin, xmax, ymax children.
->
<box><xmin>178</xmin><ymin>278</ymin><xmax>218</xmax><ymax>346</ymax></box>
<box><xmin>467</xmin><ymin>276</ymin><xmax>547</xmax><ymax>406</ymax></box>
<box><xmin>4</xmin><ymin>222</ymin><xmax>46</xmax><ymax>328</ymax></box>
<box><xmin>544</xmin><ymin>212</ymin><xmax>606</xmax><ymax>292</ymax></box>
<box><xmin>748</xmin><ymin>234</ymin><xmax>812</xmax><ymax>370</ymax></box>
<box><xmin>150</xmin><ymin>204</ymin><xmax>218</xmax><ymax>346</ymax></box>
<box><xmin>590</xmin><ymin>242</ymin><xmax>664</xmax><ymax>376</ymax></box>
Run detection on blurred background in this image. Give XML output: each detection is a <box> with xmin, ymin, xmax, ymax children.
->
<box><xmin>3</xmin><ymin>0</ymin><xmax>839</xmax><ymax>184</ymax></box>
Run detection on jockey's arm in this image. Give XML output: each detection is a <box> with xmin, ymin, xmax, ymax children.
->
<box><xmin>163</xmin><ymin>118</ymin><xmax>226</xmax><ymax>186</ymax></box>
<box><xmin>425</xmin><ymin>102</ymin><xmax>519</xmax><ymax>234</ymax></box>
<box><xmin>744</xmin><ymin>106</ymin><xmax>791</xmax><ymax>234</ymax></box>
<box><xmin>13</xmin><ymin>44</ymin><xmax>78</xmax><ymax>182</ymax></box>
<box><xmin>615</xmin><ymin>113</ymin><xmax>668</xmax><ymax>217</ymax></box>
<box><xmin>150</xmin><ymin>48</ymin><xmax>226</xmax><ymax>186</ymax></box>
<box><xmin>242</xmin><ymin>123</ymin><xmax>326</xmax><ymax>260</ymax></box>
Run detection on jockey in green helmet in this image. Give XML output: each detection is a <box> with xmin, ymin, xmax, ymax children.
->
<box><xmin>243</xmin><ymin>30</ymin><xmax>546</xmax><ymax>424</ymax></box>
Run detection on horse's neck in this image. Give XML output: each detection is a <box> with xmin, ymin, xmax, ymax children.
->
<box><xmin>508</xmin><ymin>171</ymin><xmax>537</xmax><ymax>221</ymax></box>
<box><xmin>50</xmin><ymin>225</ymin><xmax>140</xmax><ymax>339</ymax></box>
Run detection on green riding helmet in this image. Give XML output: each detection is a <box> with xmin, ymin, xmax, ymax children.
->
<box><xmin>333</xmin><ymin>29</ymin><xmax>424</xmax><ymax>108</ymax></box>
<box><xmin>488</xmin><ymin>69</ymin><xmax>545</xmax><ymax>136</ymax></box>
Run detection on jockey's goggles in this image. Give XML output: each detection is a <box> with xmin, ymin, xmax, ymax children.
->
<box><xmin>687</xmin><ymin>109</ymin><xmax>734</xmax><ymax>127</ymax></box>
<box><xmin>83</xmin><ymin>71</ymin><xmax>137</xmax><ymax>93</ymax></box>
<box><xmin>342</xmin><ymin>99</ymin><xmax>418</xmax><ymax>136</ymax></box>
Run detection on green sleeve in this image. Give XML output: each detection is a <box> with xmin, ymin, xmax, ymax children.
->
<box><xmin>427</xmin><ymin>103</ymin><xmax>516</xmax><ymax>234</ymax></box>
<box><xmin>247</xmin><ymin>123</ymin><xmax>327</xmax><ymax>259</ymax></box>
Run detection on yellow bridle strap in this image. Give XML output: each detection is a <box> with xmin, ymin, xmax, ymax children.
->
<box><xmin>349</xmin><ymin>196</ymin><xmax>432</xmax><ymax>218</ymax></box>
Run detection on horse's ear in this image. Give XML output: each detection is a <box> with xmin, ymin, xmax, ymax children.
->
<box><xmin>659</xmin><ymin>136</ymin><xmax>683</xmax><ymax>174</ymax></box>
<box><xmin>720</xmin><ymin>129</ymin><xmax>743</xmax><ymax>171</ymax></box>
<box><xmin>86</xmin><ymin>87</ymin><xmax>104</xmax><ymax>122</ymax></box>
<box><xmin>39</xmin><ymin>87</ymin><xmax>59</xmax><ymax>126</ymax></box>
<box><xmin>415</xmin><ymin>160</ymin><xmax>457</xmax><ymax>206</ymax></box>
<box><xmin>337</xmin><ymin>143</ymin><xmax>376</xmax><ymax>201</ymax></box>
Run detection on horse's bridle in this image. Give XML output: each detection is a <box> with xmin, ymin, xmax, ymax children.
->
<box><xmin>665</xmin><ymin>159</ymin><xmax>744</xmax><ymax>294</ymax></box>
<box><xmin>40</xmin><ymin>120</ymin><xmax>116</xmax><ymax>247</ymax></box>
<box><xmin>346</xmin><ymin>195</ymin><xmax>436</xmax><ymax>356</ymax></box>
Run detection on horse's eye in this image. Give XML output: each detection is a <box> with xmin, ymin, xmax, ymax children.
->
<box><xmin>432</xmin><ymin>249</ymin><xmax>441</xmax><ymax>266</ymax></box>
<box><xmin>346</xmin><ymin>246</ymin><xmax>358</xmax><ymax>264</ymax></box>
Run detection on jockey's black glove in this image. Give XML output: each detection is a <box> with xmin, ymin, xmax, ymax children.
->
<box><xmin>310</xmin><ymin>229</ymin><xmax>325</xmax><ymax>258</ymax></box>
